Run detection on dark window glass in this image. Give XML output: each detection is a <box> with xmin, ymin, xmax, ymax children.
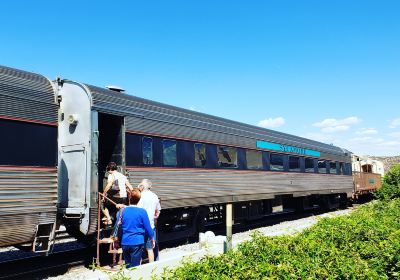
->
<box><xmin>194</xmin><ymin>143</ymin><xmax>206</xmax><ymax>167</ymax></box>
<box><xmin>142</xmin><ymin>137</ymin><xmax>153</xmax><ymax>165</ymax></box>
<box><xmin>246</xmin><ymin>150</ymin><xmax>263</xmax><ymax>170</ymax></box>
<box><xmin>318</xmin><ymin>160</ymin><xmax>327</xmax><ymax>173</ymax></box>
<box><xmin>270</xmin><ymin>153</ymin><xmax>284</xmax><ymax>171</ymax></box>
<box><xmin>0</xmin><ymin>119</ymin><xmax>57</xmax><ymax>167</ymax></box>
<box><xmin>217</xmin><ymin>146</ymin><xmax>237</xmax><ymax>168</ymax></box>
<box><xmin>338</xmin><ymin>162</ymin><xmax>344</xmax><ymax>175</ymax></box>
<box><xmin>346</xmin><ymin>163</ymin><xmax>352</xmax><ymax>175</ymax></box>
<box><xmin>289</xmin><ymin>156</ymin><xmax>300</xmax><ymax>172</ymax></box>
<box><xmin>163</xmin><ymin>139</ymin><xmax>177</xmax><ymax>166</ymax></box>
<box><xmin>305</xmin><ymin>158</ymin><xmax>315</xmax><ymax>173</ymax></box>
<box><xmin>126</xmin><ymin>134</ymin><xmax>142</xmax><ymax>166</ymax></box>
<box><xmin>329</xmin><ymin>161</ymin><xmax>337</xmax><ymax>174</ymax></box>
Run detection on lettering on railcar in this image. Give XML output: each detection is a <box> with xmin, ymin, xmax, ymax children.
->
<box><xmin>256</xmin><ymin>140</ymin><xmax>321</xmax><ymax>157</ymax></box>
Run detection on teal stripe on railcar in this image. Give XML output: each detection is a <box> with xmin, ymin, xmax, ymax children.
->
<box><xmin>256</xmin><ymin>140</ymin><xmax>321</xmax><ymax>157</ymax></box>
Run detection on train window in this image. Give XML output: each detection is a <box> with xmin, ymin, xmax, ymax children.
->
<box><xmin>305</xmin><ymin>158</ymin><xmax>315</xmax><ymax>173</ymax></box>
<box><xmin>318</xmin><ymin>160</ymin><xmax>327</xmax><ymax>173</ymax></box>
<box><xmin>142</xmin><ymin>137</ymin><xmax>153</xmax><ymax>165</ymax></box>
<box><xmin>270</xmin><ymin>153</ymin><xmax>284</xmax><ymax>171</ymax></box>
<box><xmin>217</xmin><ymin>146</ymin><xmax>237</xmax><ymax>168</ymax></box>
<box><xmin>163</xmin><ymin>139</ymin><xmax>177</xmax><ymax>166</ymax></box>
<box><xmin>289</xmin><ymin>156</ymin><xmax>300</xmax><ymax>172</ymax></box>
<box><xmin>345</xmin><ymin>163</ymin><xmax>352</xmax><ymax>175</ymax></box>
<box><xmin>194</xmin><ymin>143</ymin><xmax>206</xmax><ymax>167</ymax></box>
<box><xmin>0</xmin><ymin>119</ymin><xmax>57</xmax><ymax>167</ymax></box>
<box><xmin>329</xmin><ymin>161</ymin><xmax>337</xmax><ymax>174</ymax></box>
<box><xmin>338</xmin><ymin>162</ymin><xmax>344</xmax><ymax>175</ymax></box>
<box><xmin>246</xmin><ymin>150</ymin><xmax>263</xmax><ymax>170</ymax></box>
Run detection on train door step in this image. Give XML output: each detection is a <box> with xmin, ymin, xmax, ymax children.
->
<box><xmin>32</xmin><ymin>222</ymin><xmax>56</xmax><ymax>254</ymax></box>
<box><xmin>98</xmin><ymin>237</ymin><xmax>113</xmax><ymax>244</ymax></box>
<box><xmin>97</xmin><ymin>237</ymin><xmax>124</xmax><ymax>266</ymax></box>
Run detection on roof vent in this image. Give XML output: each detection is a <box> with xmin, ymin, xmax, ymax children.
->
<box><xmin>106</xmin><ymin>85</ymin><xmax>125</xmax><ymax>93</ymax></box>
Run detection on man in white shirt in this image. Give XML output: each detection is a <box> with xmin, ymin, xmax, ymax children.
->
<box><xmin>137</xmin><ymin>179</ymin><xmax>161</xmax><ymax>262</ymax></box>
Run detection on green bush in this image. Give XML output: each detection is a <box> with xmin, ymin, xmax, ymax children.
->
<box><xmin>158</xmin><ymin>199</ymin><xmax>400</xmax><ymax>279</ymax></box>
<box><xmin>375</xmin><ymin>164</ymin><xmax>400</xmax><ymax>200</ymax></box>
<box><xmin>383</xmin><ymin>165</ymin><xmax>400</xmax><ymax>186</ymax></box>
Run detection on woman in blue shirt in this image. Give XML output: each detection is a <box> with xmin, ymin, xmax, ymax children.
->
<box><xmin>115</xmin><ymin>189</ymin><xmax>154</xmax><ymax>268</ymax></box>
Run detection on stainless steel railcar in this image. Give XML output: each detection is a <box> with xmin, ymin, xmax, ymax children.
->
<box><xmin>0</xmin><ymin>65</ymin><xmax>353</xmax><ymax>251</ymax></box>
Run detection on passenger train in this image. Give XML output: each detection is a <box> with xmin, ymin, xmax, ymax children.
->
<box><xmin>0</xmin><ymin>65</ymin><xmax>353</xmax><ymax>252</ymax></box>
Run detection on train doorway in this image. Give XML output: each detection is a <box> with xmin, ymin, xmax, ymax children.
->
<box><xmin>97</xmin><ymin>113</ymin><xmax>125</xmax><ymax>192</ymax></box>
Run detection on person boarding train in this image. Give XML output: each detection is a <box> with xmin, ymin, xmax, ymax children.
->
<box><xmin>102</xmin><ymin>162</ymin><xmax>134</xmax><ymax>225</ymax></box>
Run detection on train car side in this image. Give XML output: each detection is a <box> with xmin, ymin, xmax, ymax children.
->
<box><xmin>0</xmin><ymin>66</ymin><xmax>58</xmax><ymax>251</ymax></box>
<box><xmin>0</xmin><ymin>65</ymin><xmax>355</xmax><ymax>250</ymax></box>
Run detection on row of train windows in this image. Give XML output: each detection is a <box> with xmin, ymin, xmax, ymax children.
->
<box><xmin>126</xmin><ymin>135</ymin><xmax>351</xmax><ymax>175</ymax></box>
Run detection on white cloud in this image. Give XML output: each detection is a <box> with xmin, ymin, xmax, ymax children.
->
<box><xmin>302</xmin><ymin>132</ymin><xmax>338</xmax><ymax>145</ymax></box>
<box><xmin>313</xmin><ymin>116</ymin><xmax>360</xmax><ymax>128</ymax></box>
<box><xmin>355</xmin><ymin>128</ymin><xmax>378</xmax><ymax>136</ymax></box>
<box><xmin>349</xmin><ymin>137</ymin><xmax>385</xmax><ymax>145</ymax></box>
<box><xmin>321</xmin><ymin>125</ymin><xmax>350</xmax><ymax>133</ymax></box>
<box><xmin>389</xmin><ymin>132</ymin><xmax>400</xmax><ymax>139</ymax></box>
<box><xmin>342</xmin><ymin>136</ymin><xmax>400</xmax><ymax>156</ymax></box>
<box><xmin>389</xmin><ymin>118</ymin><xmax>400</xmax><ymax>128</ymax></box>
<box><xmin>313</xmin><ymin>116</ymin><xmax>361</xmax><ymax>134</ymax></box>
<box><xmin>258</xmin><ymin>117</ymin><xmax>285</xmax><ymax>128</ymax></box>
<box><xmin>383</xmin><ymin>140</ymin><xmax>400</xmax><ymax>147</ymax></box>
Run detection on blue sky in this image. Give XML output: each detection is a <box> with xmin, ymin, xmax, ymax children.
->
<box><xmin>1</xmin><ymin>1</ymin><xmax>399</xmax><ymax>156</ymax></box>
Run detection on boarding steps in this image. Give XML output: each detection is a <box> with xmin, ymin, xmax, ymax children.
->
<box><xmin>32</xmin><ymin>222</ymin><xmax>57</xmax><ymax>254</ymax></box>
<box><xmin>98</xmin><ymin>236</ymin><xmax>124</xmax><ymax>266</ymax></box>
<box><xmin>95</xmin><ymin>193</ymin><xmax>126</xmax><ymax>267</ymax></box>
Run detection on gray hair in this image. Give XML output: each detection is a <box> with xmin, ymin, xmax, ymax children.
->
<box><xmin>139</xmin><ymin>179</ymin><xmax>152</xmax><ymax>190</ymax></box>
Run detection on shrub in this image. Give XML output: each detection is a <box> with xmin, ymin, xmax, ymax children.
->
<box><xmin>158</xmin><ymin>199</ymin><xmax>400</xmax><ymax>279</ymax></box>
<box><xmin>375</xmin><ymin>164</ymin><xmax>400</xmax><ymax>200</ymax></box>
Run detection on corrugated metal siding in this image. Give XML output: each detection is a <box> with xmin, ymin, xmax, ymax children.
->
<box><xmin>126</xmin><ymin>168</ymin><xmax>353</xmax><ymax>209</ymax></box>
<box><xmin>87</xmin><ymin>85</ymin><xmax>349</xmax><ymax>161</ymax></box>
<box><xmin>88</xmin><ymin>207</ymin><xmax>98</xmax><ymax>235</ymax></box>
<box><xmin>0</xmin><ymin>167</ymin><xmax>57</xmax><ymax>246</ymax></box>
<box><xmin>0</xmin><ymin>65</ymin><xmax>57</xmax><ymax>124</ymax></box>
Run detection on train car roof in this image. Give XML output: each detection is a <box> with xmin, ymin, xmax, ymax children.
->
<box><xmin>0</xmin><ymin>65</ymin><xmax>350</xmax><ymax>157</ymax></box>
<box><xmin>86</xmin><ymin>84</ymin><xmax>349</xmax><ymax>157</ymax></box>
<box><xmin>0</xmin><ymin>65</ymin><xmax>57</xmax><ymax>124</ymax></box>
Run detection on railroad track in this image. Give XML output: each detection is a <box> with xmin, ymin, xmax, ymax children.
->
<box><xmin>0</xmin><ymin>228</ymin><xmax>96</xmax><ymax>280</ymax></box>
<box><xmin>0</xmin><ymin>244</ymin><xmax>94</xmax><ymax>280</ymax></box>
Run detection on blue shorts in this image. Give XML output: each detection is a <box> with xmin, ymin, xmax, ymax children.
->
<box><xmin>145</xmin><ymin>228</ymin><xmax>156</xmax><ymax>250</ymax></box>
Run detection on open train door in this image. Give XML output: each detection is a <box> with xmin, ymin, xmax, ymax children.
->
<box><xmin>57</xmin><ymin>80</ymin><xmax>93</xmax><ymax>235</ymax></box>
<box><xmin>97</xmin><ymin>113</ymin><xmax>125</xmax><ymax>195</ymax></box>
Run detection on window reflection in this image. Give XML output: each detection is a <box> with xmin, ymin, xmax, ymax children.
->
<box><xmin>163</xmin><ymin>139</ymin><xmax>177</xmax><ymax>166</ymax></box>
<box><xmin>289</xmin><ymin>156</ymin><xmax>300</xmax><ymax>172</ymax></box>
<box><xmin>305</xmin><ymin>158</ymin><xmax>315</xmax><ymax>173</ymax></box>
<box><xmin>329</xmin><ymin>161</ymin><xmax>337</xmax><ymax>174</ymax></box>
<box><xmin>318</xmin><ymin>160</ymin><xmax>327</xmax><ymax>173</ymax></box>
<box><xmin>142</xmin><ymin>137</ymin><xmax>153</xmax><ymax>165</ymax></box>
<box><xmin>270</xmin><ymin>153</ymin><xmax>284</xmax><ymax>171</ymax></box>
<box><xmin>194</xmin><ymin>143</ymin><xmax>206</xmax><ymax>167</ymax></box>
<box><xmin>217</xmin><ymin>146</ymin><xmax>237</xmax><ymax>168</ymax></box>
<box><xmin>246</xmin><ymin>150</ymin><xmax>263</xmax><ymax>170</ymax></box>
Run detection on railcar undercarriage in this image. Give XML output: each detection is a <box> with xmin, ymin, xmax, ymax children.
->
<box><xmin>155</xmin><ymin>193</ymin><xmax>347</xmax><ymax>242</ymax></box>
